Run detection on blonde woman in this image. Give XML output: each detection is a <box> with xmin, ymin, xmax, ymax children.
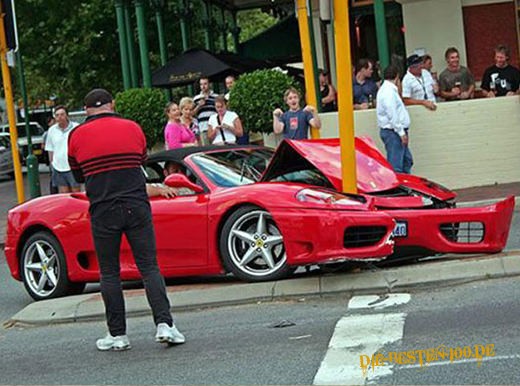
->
<box><xmin>164</xmin><ymin>102</ymin><xmax>197</xmax><ymax>150</ymax></box>
<box><xmin>179</xmin><ymin>97</ymin><xmax>200</xmax><ymax>145</ymax></box>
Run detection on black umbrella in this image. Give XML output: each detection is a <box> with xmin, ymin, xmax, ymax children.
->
<box><xmin>151</xmin><ymin>48</ymin><xmax>270</xmax><ymax>88</ymax></box>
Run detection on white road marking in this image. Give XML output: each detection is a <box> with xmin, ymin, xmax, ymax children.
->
<box><xmin>398</xmin><ymin>354</ymin><xmax>520</xmax><ymax>369</ymax></box>
<box><xmin>348</xmin><ymin>293</ymin><xmax>411</xmax><ymax>310</ymax></box>
<box><xmin>313</xmin><ymin>313</ymin><xmax>406</xmax><ymax>385</ymax></box>
<box><xmin>313</xmin><ymin>294</ymin><xmax>411</xmax><ymax>385</ymax></box>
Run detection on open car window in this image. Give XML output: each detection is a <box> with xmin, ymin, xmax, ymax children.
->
<box><xmin>190</xmin><ymin>149</ymin><xmax>273</xmax><ymax>187</ymax></box>
<box><xmin>143</xmin><ymin>161</ymin><xmax>199</xmax><ymax>185</ymax></box>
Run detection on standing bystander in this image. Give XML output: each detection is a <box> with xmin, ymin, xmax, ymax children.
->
<box><xmin>179</xmin><ymin>97</ymin><xmax>200</xmax><ymax>144</ymax></box>
<box><xmin>401</xmin><ymin>54</ymin><xmax>437</xmax><ymax>110</ymax></box>
<box><xmin>193</xmin><ymin>77</ymin><xmax>218</xmax><ymax>145</ymax></box>
<box><xmin>224</xmin><ymin>75</ymin><xmax>235</xmax><ymax>101</ymax></box>
<box><xmin>272</xmin><ymin>87</ymin><xmax>321</xmax><ymax>140</ymax></box>
<box><xmin>68</xmin><ymin>88</ymin><xmax>185</xmax><ymax>351</ymax></box>
<box><xmin>353</xmin><ymin>59</ymin><xmax>379</xmax><ymax>110</ymax></box>
<box><xmin>421</xmin><ymin>54</ymin><xmax>440</xmax><ymax>99</ymax></box>
<box><xmin>164</xmin><ymin>101</ymin><xmax>197</xmax><ymax>149</ymax></box>
<box><xmin>319</xmin><ymin>69</ymin><xmax>337</xmax><ymax>112</ymax></box>
<box><xmin>44</xmin><ymin>106</ymin><xmax>81</xmax><ymax>193</ymax></box>
<box><xmin>207</xmin><ymin>96</ymin><xmax>244</xmax><ymax>145</ymax></box>
<box><xmin>377</xmin><ymin>65</ymin><xmax>413</xmax><ymax>174</ymax></box>
<box><xmin>438</xmin><ymin>47</ymin><xmax>475</xmax><ymax>101</ymax></box>
<box><xmin>481</xmin><ymin>45</ymin><xmax>520</xmax><ymax>98</ymax></box>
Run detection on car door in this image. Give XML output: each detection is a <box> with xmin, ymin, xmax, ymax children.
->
<box><xmin>150</xmin><ymin>193</ymin><xmax>209</xmax><ymax>269</ymax></box>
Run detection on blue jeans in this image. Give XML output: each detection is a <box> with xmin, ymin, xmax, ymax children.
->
<box><xmin>90</xmin><ymin>201</ymin><xmax>173</xmax><ymax>336</ymax></box>
<box><xmin>380</xmin><ymin>128</ymin><xmax>413</xmax><ymax>174</ymax></box>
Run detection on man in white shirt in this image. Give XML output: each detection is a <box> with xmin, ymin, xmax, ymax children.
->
<box><xmin>402</xmin><ymin>54</ymin><xmax>437</xmax><ymax>110</ymax></box>
<box><xmin>45</xmin><ymin>105</ymin><xmax>80</xmax><ymax>192</ymax></box>
<box><xmin>376</xmin><ymin>65</ymin><xmax>413</xmax><ymax>174</ymax></box>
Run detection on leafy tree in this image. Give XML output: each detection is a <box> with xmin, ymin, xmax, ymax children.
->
<box><xmin>115</xmin><ymin>88</ymin><xmax>167</xmax><ymax>149</ymax></box>
<box><xmin>16</xmin><ymin>0</ymin><xmax>124</xmax><ymax>108</ymax></box>
<box><xmin>14</xmin><ymin>1</ymin><xmax>283</xmax><ymax>108</ymax></box>
<box><xmin>229</xmin><ymin>69</ymin><xmax>299</xmax><ymax>134</ymax></box>
<box><xmin>238</xmin><ymin>9</ymin><xmax>278</xmax><ymax>43</ymax></box>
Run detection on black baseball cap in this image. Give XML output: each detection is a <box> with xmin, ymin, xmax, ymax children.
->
<box><xmin>84</xmin><ymin>88</ymin><xmax>113</xmax><ymax>108</ymax></box>
<box><xmin>406</xmin><ymin>54</ymin><xmax>423</xmax><ymax>68</ymax></box>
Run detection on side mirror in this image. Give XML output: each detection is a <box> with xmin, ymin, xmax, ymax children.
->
<box><xmin>164</xmin><ymin>173</ymin><xmax>204</xmax><ymax>193</ymax></box>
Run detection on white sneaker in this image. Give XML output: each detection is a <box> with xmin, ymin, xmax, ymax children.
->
<box><xmin>155</xmin><ymin>322</ymin><xmax>186</xmax><ymax>345</ymax></box>
<box><xmin>96</xmin><ymin>334</ymin><xmax>131</xmax><ymax>351</ymax></box>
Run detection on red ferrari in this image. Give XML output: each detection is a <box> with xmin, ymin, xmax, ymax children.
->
<box><xmin>3</xmin><ymin>138</ymin><xmax>514</xmax><ymax>300</ymax></box>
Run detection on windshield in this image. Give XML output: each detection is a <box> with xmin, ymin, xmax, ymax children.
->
<box><xmin>191</xmin><ymin>148</ymin><xmax>273</xmax><ymax>187</ymax></box>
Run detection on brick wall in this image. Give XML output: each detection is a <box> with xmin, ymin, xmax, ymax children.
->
<box><xmin>463</xmin><ymin>2</ymin><xmax>519</xmax><ymax>81</ymax></box>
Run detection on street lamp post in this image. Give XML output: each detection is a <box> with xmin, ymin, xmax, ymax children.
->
<box><xmin>16</xmin><ymin>49</ymin><xmax>41</xmax><ymax>198</ymax></box>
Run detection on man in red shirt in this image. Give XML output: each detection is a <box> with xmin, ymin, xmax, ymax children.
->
<box><xmin>68</xmin><ymin>88</ymin><xmax>185</xmax><ymax>351</ymax></box>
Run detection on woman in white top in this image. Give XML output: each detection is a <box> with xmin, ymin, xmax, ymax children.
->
<box><xmin>207</xmin><ymin>95</ymin><xmax>244</xmax><ymax>145</ymax></box>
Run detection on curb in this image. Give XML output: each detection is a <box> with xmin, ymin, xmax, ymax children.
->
<box><xmin>7</xmin><ymin>252</ymin><xmax>520</xmax><ymax>327</ymax></box>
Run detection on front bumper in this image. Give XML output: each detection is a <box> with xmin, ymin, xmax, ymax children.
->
<box><xmin>271</xmin><ymin>208</ymin><xmax>395</xmax><ymax>265</ymax></box>
<box><xmin>390</xmin><ymin>196</ymin><xmax>515</xmax><ymax>254</ymax></box>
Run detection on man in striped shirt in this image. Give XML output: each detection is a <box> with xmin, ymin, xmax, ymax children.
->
<box><xmin>68</xmin><ymin>88</ymin><xmax>185</xmax><ymax>351</ymax></box>
<box><xmin>193</xmin><ymin>77</ymin><xmax>218</xmax><ymax>145</ymax></box>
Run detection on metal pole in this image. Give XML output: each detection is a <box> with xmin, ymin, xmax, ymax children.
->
<box><xmin>333</xmin><ymin>0</ymin><xmax>357</xmax><ymax>194</ymax></box>
<box><xmin>231</xmin><ymin>11</ymin><xmax>240</xmax><ymax>53</ymax></box>
<box><xmin>220</xmin><ymin>8</ymin><xmax>228</xmax><ymax>52</ymax></box>
<box><xmin>306</xmin><ymin>0</ymin><xmax>322</xmax><ymax>112</ymax></box>
<box><xmin>0</xmin><ymin>8</ymin><xmax>24</xmax><ymax>202</ymax></box>
<box><xmin>152</xmin><ymin>1</ymin><xmax>170</xmax><ymax>100</ymax></box>
<box><xmin>179</xmin><ymin>0</ymin><xmax>190</xmax><ymax>52</ymax></box>
<box><xmin>16</xmin><ymin>50</ymin><xmax>40</xmax><ymax>198</ymax></box>
<box><xmin>154</xmin><ymin>7</ymin><xmax>167</xmax><ymax>65</ymax></box>
<box><xmin>115</xmin><ymin>0</ymin><xmax>131</xmax><ymax>89</ymax></box>
<box><xmin>374</xmin><ymin>0</ymin><xmax>390</xmax><ymax>69</ymax></box>
<box><xmin>124</xmin><ymin>1</ymin><xmax>139</xmax><ymax>87</ymax></box>
<box><xmin>202</xmin><ymin>1</ymin><xmax>215</xmax><ymax>52</ymax></box>
<box><xmin>295</xmin><ymin>0</ymin><xmax>320</xmax><ymax>138</ymax></box>
<box><xmin>134</xmin><ymin>0</ymin><xmax>151</xmax><ymax>87</ymax></box>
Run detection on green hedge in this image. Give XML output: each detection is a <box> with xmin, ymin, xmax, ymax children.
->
<box><xmin>228</xmin><ymin>69</ymin><xmax>299</xmax><ymax>134</ymax></box>
<box><xmin>115</xmin><ymin>88</ymin><xmax>167</xmax><ymax>149</ymax></box>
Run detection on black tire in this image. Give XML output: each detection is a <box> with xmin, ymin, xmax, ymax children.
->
<box><xmin>20</xmin><ymin>231</ymin><xmax>85</xmax><ymax>301</ymax></box>
<box><xmin>7</xmin><ymin>171</ymin><xmax>14</xmax><ymax>180</ymax></box>
<box><xmin>219</xmin><ymin>205</ymin><xmax>295</xmax><ymax>282</ymax></box>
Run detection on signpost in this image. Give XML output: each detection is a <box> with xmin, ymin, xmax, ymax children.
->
<box><xmin>0</xmin><ymin>0</ymin><xmax>24</xmax><ymax>202</ymax></box>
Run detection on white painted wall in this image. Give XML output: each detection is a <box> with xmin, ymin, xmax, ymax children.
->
<box><xmin>316</xmin><ymin>96</ymin><xmax>520</xmax><ymax>189</ymax></box>
<box><xmin>397</xmin><ymin>0</ymin><xmax>468</xmax><ymax>73</ymax></box>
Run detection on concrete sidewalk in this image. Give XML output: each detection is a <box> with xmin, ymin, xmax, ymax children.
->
<box><xmin>6</xmin><ymin>251</ymin><xmax>520</xmax><ymax>327</ymax></box>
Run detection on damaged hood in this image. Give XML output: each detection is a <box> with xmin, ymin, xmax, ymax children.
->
<box><xmin>261</xmin><ymin>137</ymin><xmax>400</xmax><ymax>193</ymax></box>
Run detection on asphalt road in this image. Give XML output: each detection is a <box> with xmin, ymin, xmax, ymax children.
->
<box><xmin>0</xmin><ymin>277</ymin><xmax>519</xmax><ymax>384</ymax></box>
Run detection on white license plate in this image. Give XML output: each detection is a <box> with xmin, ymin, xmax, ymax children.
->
<box><xmin>392</xmin><ymin>221</ymin><xmax>408</xmax><ymax>237</ymax></box>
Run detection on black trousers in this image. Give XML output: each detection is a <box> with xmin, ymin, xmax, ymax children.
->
<box><xmin>90</xmin><ymin>201</ymin><xmax>173</xmax><ymax>336</ymax></box>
